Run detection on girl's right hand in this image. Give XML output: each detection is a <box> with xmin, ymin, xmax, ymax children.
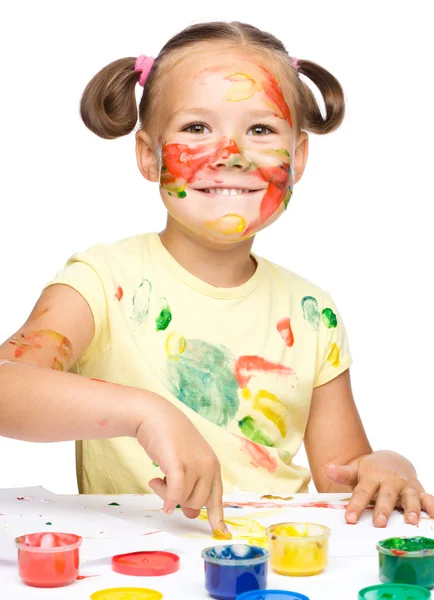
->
<box><xmin>136</xmin><ymin>395</ymin><xmax>231</xmax><ymax>539</ymax></box>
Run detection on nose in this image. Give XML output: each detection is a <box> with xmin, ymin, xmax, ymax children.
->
<box><xmin>210</xmin><ymin>139</ymin><xmax>250</xmax><ymax>171</ymax></box>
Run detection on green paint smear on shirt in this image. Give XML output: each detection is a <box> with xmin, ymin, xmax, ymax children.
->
<box><xmin>301</xmin><ymin>296</ymin><xmax>320</xmax><ymax>330</ymax></box>
<box><xmin>322</xmin><ymin>307</ymin><xmax>338</xmax><ymax>328</ymax></box>
<box><xmin>379</xmin><ymin>537</ymin><xmax>434</xmax><ymax>551</ymax></box>
<box><xmin>238</xmin><ymin>416</ymin><xmax>274</xmax><ymax>447</ymax></box>
<box><xmin>167</xmin><ymin>339</ymin><xmax>239</xmax><ymax>427</ymax></box>
<box><xmin>131</xmin><ymin>278</ymin><xmax>152</xmax><ymax>326</ymax></box>
<box><xmin>156</xmin><ymin>306</ymin><xmax>172</xmax><ymax>331</ymax></box>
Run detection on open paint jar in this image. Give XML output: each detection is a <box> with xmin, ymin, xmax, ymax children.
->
<box><xmin>377</xmin><ymin>536</ymin><xmax>434</xmax><ymax>589</ymax></box>
<box><xmin>201</xmin><ymin>544</ymin><xmax>269</xmax><ymax>600</ymax></box>
<box><xmin>15</xmin><ymin>532</ymin><xmax>82</xmax><ymax>587</ymax></box>
<box><xmin>266</xmin><ymin>522</ymin><xmax>330</xmax><ymax>576</ymax></box>
<box><xmin>358</xmin><ymin>583</ymin><xmax>431</xmax><ymax>599</ymax></box>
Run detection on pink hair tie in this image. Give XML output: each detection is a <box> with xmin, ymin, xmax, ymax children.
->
<box><xmin>135</xmin><ymin>55</ymin><xmax>155</xmax><ymax>86</ymax></box>
<box><xmin>291</xmin><ymin>56</ymin><xmax>299</xmax><ymax>71</ymax></box>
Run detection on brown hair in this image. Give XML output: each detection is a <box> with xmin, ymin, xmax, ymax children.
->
<box><xmin>80</xmin><ymin>21</ymin><xmax>345</xmax><ymax>141</ymax></box>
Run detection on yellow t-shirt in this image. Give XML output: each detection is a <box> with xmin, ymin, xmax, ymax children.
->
<box><xmin>43</xmin><ymin>232</ymin><xmax>352</xmax><ymax>495</ymax></box>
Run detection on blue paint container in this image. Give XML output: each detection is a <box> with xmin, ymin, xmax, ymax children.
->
<box><xmin>237</xmin><ymin>591</ymin><xmax>311</xmax><ymax>600</ymax></box>
<box><xmin>201</xmin><ymin>544</ymin><xmax>269</xmax><ymax>600</ymax></box>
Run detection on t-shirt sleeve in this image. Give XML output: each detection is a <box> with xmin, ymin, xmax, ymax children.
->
<box><xmin>41</xmin><ymin>252</ymin><xmax>110</xmax><ymax>365</ymax></box>
<box><xmin>313</xmin><ymin>292</ymin><xmax>353</xmax><ymax>388</ymax></box>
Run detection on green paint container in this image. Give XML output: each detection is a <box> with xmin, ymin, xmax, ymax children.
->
<box><xmin>358</xmin><ymin>583</ymin><xmax>431</xmax><ymax>599</ymax></box>
<box><xmin>377</xmin><ymin>537</ymin><xmax>434</xmax><ymax>590</ymax></box>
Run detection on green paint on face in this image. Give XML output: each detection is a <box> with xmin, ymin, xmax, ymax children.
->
<box><xmin>301</xmin><ymin>296</ymin><xmax>320</xmax><ymax>331</ymax></box>
<box><xmin>131</xmin><ymin>279</ymin><xmax>152</xmax><ymax>326</ymax></box>
<box><xmin>152</xmin><ymin>461</ymin><xmax>159</xmax><ymax>467</ymax></box>
<box><xmin>166</xmin><ymin>339</ymin><xmax>239</xmax><ymax>427</ymax></box>
<box><xmin>177</xmin><ymin>190</ymin><xmax>187</xmax><ymax>198</ymax></box>
<box><xmin>283</xmin><ymin>188</ymin><xmax>292</xmax><ymax>210</ymax></box>
<box><xmin>168</xmin><ymin>192</ymin><xmax>173</xmax><ymax>196</ymax></box>
<box><xmin>156</xmin><ymin>306</ymin><xmax>172</xmax><ymax>331</ymax></box>
<box><xmin>322</xmin><ymin>308</ymin><xmax>338</xmax><ymax>328</ymax></box>
<box><xmin>238</xmin><ymin>415</ymin><xmax>274</xmax><ymax>447</ymax></box>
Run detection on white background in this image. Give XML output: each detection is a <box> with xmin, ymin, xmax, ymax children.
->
<box><xmin>0</xmin><ymin>1</ymin><xmax>433</xmax><ymax>495</ymax></box>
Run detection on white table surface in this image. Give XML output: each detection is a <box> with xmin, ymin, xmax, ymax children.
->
<box><xmin>1</xmin><ymin>490</ymin><xmax>433</xmax><ymax>600</ymax></box>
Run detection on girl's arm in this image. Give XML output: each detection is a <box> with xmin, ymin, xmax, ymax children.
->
<box><xmin>304</xmin><ymin>369</ymin><xmax>434</xmax><ymax>526</ymax></box>
<box><xmin>0</xmin><ymin>284</ymin><xmax>228</xmax><ymax>536</ymax></box>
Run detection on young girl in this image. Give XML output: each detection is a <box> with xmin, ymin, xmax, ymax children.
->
<box><xmin>1</xmin><ymin>21</ymin><xmax>432</xmax><ymax>538</ymax></box>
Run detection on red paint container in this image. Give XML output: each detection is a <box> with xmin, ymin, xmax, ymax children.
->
<box><xmin>15</xmin><ymin>532</ymin><xmax>82</xmax><ymax>587</ymax></box>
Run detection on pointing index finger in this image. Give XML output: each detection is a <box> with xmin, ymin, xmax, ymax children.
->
<box><xmin>206</xmin><ymin>476</ymin><xmax>231</xmax><ymax>540</ymax></box>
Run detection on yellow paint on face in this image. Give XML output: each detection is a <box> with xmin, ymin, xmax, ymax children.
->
<box><xmin>205</xmin><ymin>214</ymin><xmax>246</xmax><ymax>234</ymax></box>
<box><xmin>223</xmin><ymin>73</ymin><xmax>261</xmax><ymax>102</ymax></box>
<box><xmin>165</xmin><ymin>332</ymin><xmax>186</xmax><ymax>360</ymax></box>
<box><xmin>252</xmin><ymin>389</ymin><xmax>288</xmax><ymax>438</ymax></box>
<box><xmin>327</xmin><ymin>343</ymin><xmax>340</xmax><ymax>368</ymax></box>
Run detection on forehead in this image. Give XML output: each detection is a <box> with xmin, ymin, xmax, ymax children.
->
<box><xmin>160</xmin><ymin>47</ymin><xmax>293</xmax><ymax>117</ymax></box>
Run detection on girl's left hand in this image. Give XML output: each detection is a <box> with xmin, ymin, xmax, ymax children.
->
<box><xmin>324</xmin><ymin>450</ymin><xmax>434</xmax><ymax>527</ymax></box>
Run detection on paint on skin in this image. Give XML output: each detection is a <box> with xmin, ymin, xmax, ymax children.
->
<box><xmin>223</xmin><ymin>73</ymin><xmax>261</xmax><ymax>102</ymax></box>
<box><xmin>166</xmin><ymin>339</ymin><xmax>239</xmax><ymax>427</ymax></box>
<box><xmin>131</xmin><ymin>279</ymin><xmax>152</xmax><ymax>326</ymax></box>
<box><xmin>97</xmin><ymin>419</ymin><xmax>108</xmax><ymax>427</ymax></box>
<box><xmin>114</xmin><ymin>285</ymin><xmax>124</xmax><ymax>301</ymax></box>
<box><xmin>235</xmin><ymin>355</ymin><xmax>298</xmax><ymax>389</ymax></box>
<box><xmin>235</xmin><ymin>434</ymin><xmax>278</xmax><ymax>472</ymax></box>
<box><xmin>10</xmin><ymin>330</ymin><xmax>73</xmax><ymax>371</ymax></box>
<box><xmin>156</xmin><ymin>298</ymin><xmax>172</xmax><ymax>331</ymax></box>
<box><xmin>199</xmin><ymin>510</ymin><xmax>268</xmax><ymax>547</ymax></box>
<box><xmin>277</xmin><ymin>317</ymin><xmax>294</xmax><ymax>347</ymax></box>
<box><xmin>251</xmin><ymin>389</ymin><xmax>288</xmax><ymax>438</ymax></box>
<box><xmin>213</xmin><ymin>528</ymin><xmax>233</xmax><ymax>540</ymax></box>
<box><xmin>322</xmin><ymin>308</ymin><xmax>337</xmax><ymax>328</ymax></box>
<box><xmin>301</xmin><ymin>296</ymin><xmax>320</xmax><ymax>330</ymax></box>
<box><xmin>327</xmin><ymin>343</ymin><xmax>341</xmax><ymax>368</ymax></box>
<box><xmin>238</xmin><ymin>416</ymin><xmax>274</xmax><ymax>447</ymax></box>
<box><xmin>161</xmin><ymin>140</ymin><xmax>293</xmax><ymax>238</ymax></box>
<box><xmin>205</xmin><ymin>213</ymin><xmax>246</xmax><ymax>234</ymax></box>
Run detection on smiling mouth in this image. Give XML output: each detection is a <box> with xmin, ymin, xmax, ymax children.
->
<box><xmin>199</xmin><ymin>188</ymin><xmax>263</xmax><ymax>196</ymax></box>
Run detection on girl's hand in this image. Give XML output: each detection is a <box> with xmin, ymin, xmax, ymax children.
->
<box><xmin>324</xmin><ymin>450</ymin><xmax>434</xmax><ymax>527</ymax></box>
<box><xmin>136</xmin><ymin>395</ymin><xmax>231</xmax><ymax>539</ymax></box>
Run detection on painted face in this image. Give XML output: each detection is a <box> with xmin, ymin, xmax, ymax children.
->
<box><xmin>158</xmin><ymin>52</ymin><xmax>296</xmax><ymax>242</ymax></box>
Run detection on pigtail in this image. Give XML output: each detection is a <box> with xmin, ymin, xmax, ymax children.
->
<box><xmin>80</xmin><ymin>58</ymin><xmax>141</xmax><ymax>140</ymax></box>
<box><xmin>296</xmin><ymin>59</ymin><xmax>345</xmax><ymax>135</ymax></box>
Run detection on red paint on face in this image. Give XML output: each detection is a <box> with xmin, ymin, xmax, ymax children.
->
<box><xmin>235</xmin><ymin>355</ymin><xmax>296</xmax><ymax>388</ymax></box>
<box><xmin>161</xmin><ymin>138</ymin><xmax>239</xmax><ymax>185</ymax></box>
<box><xmin>259</xmin><ymin>65</ymin><xmax>293</xmax><ymax>127</ymax></box>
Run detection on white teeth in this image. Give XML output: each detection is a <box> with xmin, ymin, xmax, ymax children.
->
<box><xmin>202</xmin><ymin>188</ymin><xmax>252</xmax><ymax>195</ymax></box>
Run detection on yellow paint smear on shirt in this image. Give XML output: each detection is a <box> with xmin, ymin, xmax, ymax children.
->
<box><xmin>327</xmin><ymin>343</ymin><xmax>340</xmax><ymax>368</ymax></box>
<box><xmin>165</xmin><ymin>332</ymin><xmax>186</xmax><ymax>360</ymax></box>
<box><xmin>252</xmin><ymin>389</ymin><xmax>288</xmax><ymax>438</ymax></box>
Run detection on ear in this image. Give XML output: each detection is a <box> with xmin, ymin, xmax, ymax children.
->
<box><xmin>293</xmin><ymin>131</ymin><xmax>309</xmax><ymax>185</ymax></box>
<box><xmin>135</xmin><ymin>130</ymin><xmax>159</xmax><ymax>182</ymax></box>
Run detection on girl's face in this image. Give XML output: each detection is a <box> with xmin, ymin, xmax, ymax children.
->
<box><xmin>148</xmin><ymin>50</ymin><xmax>307</xmax><ymax>243</ymax></box>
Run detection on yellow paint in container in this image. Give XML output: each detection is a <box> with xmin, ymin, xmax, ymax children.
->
<box><xmin>266</xmin><ymin>522</ymin><xmax>330</xmax><ymax>576</ymax></box>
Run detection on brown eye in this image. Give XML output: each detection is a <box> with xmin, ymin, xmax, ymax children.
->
<box><xmin>249</xmin><ymin>124</ymin><xmax>275</xmax><ymax>136</ymax></box>
<box><xmin>183</xmin><ymin>123</ymin><xmax>210</xmax><ymax>134</ymax></box>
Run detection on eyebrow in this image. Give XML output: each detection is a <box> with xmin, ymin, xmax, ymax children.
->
<box><xmin>169</xmin><ymin>107</ymin><xmax>284</xmax><ymax>122</ymax></box>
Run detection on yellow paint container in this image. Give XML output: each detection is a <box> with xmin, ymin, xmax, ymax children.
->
<box><xmin>266</xmin><ymin>522</ymin><xmax>330</xmax><ymax>576</ymax></box>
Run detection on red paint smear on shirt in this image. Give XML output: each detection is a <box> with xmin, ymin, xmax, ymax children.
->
<box><xmin>234</xmin><ymin>434</ymin><xmax>277</xmax><ymax>472</ymax></box>
<box><xmin>277</xmin><ymin>317</ymin><xmax>294</xmax><ymax>347</ymax></box>
<box><xmin>115</xmin><ymin>285</ymin><xmax>124</xmax><ymax>301</ymax></box>
<box><xmin>235</xmin><ymin>355</ymin><xmax>295</xmax><ymax>388</ymax></box>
